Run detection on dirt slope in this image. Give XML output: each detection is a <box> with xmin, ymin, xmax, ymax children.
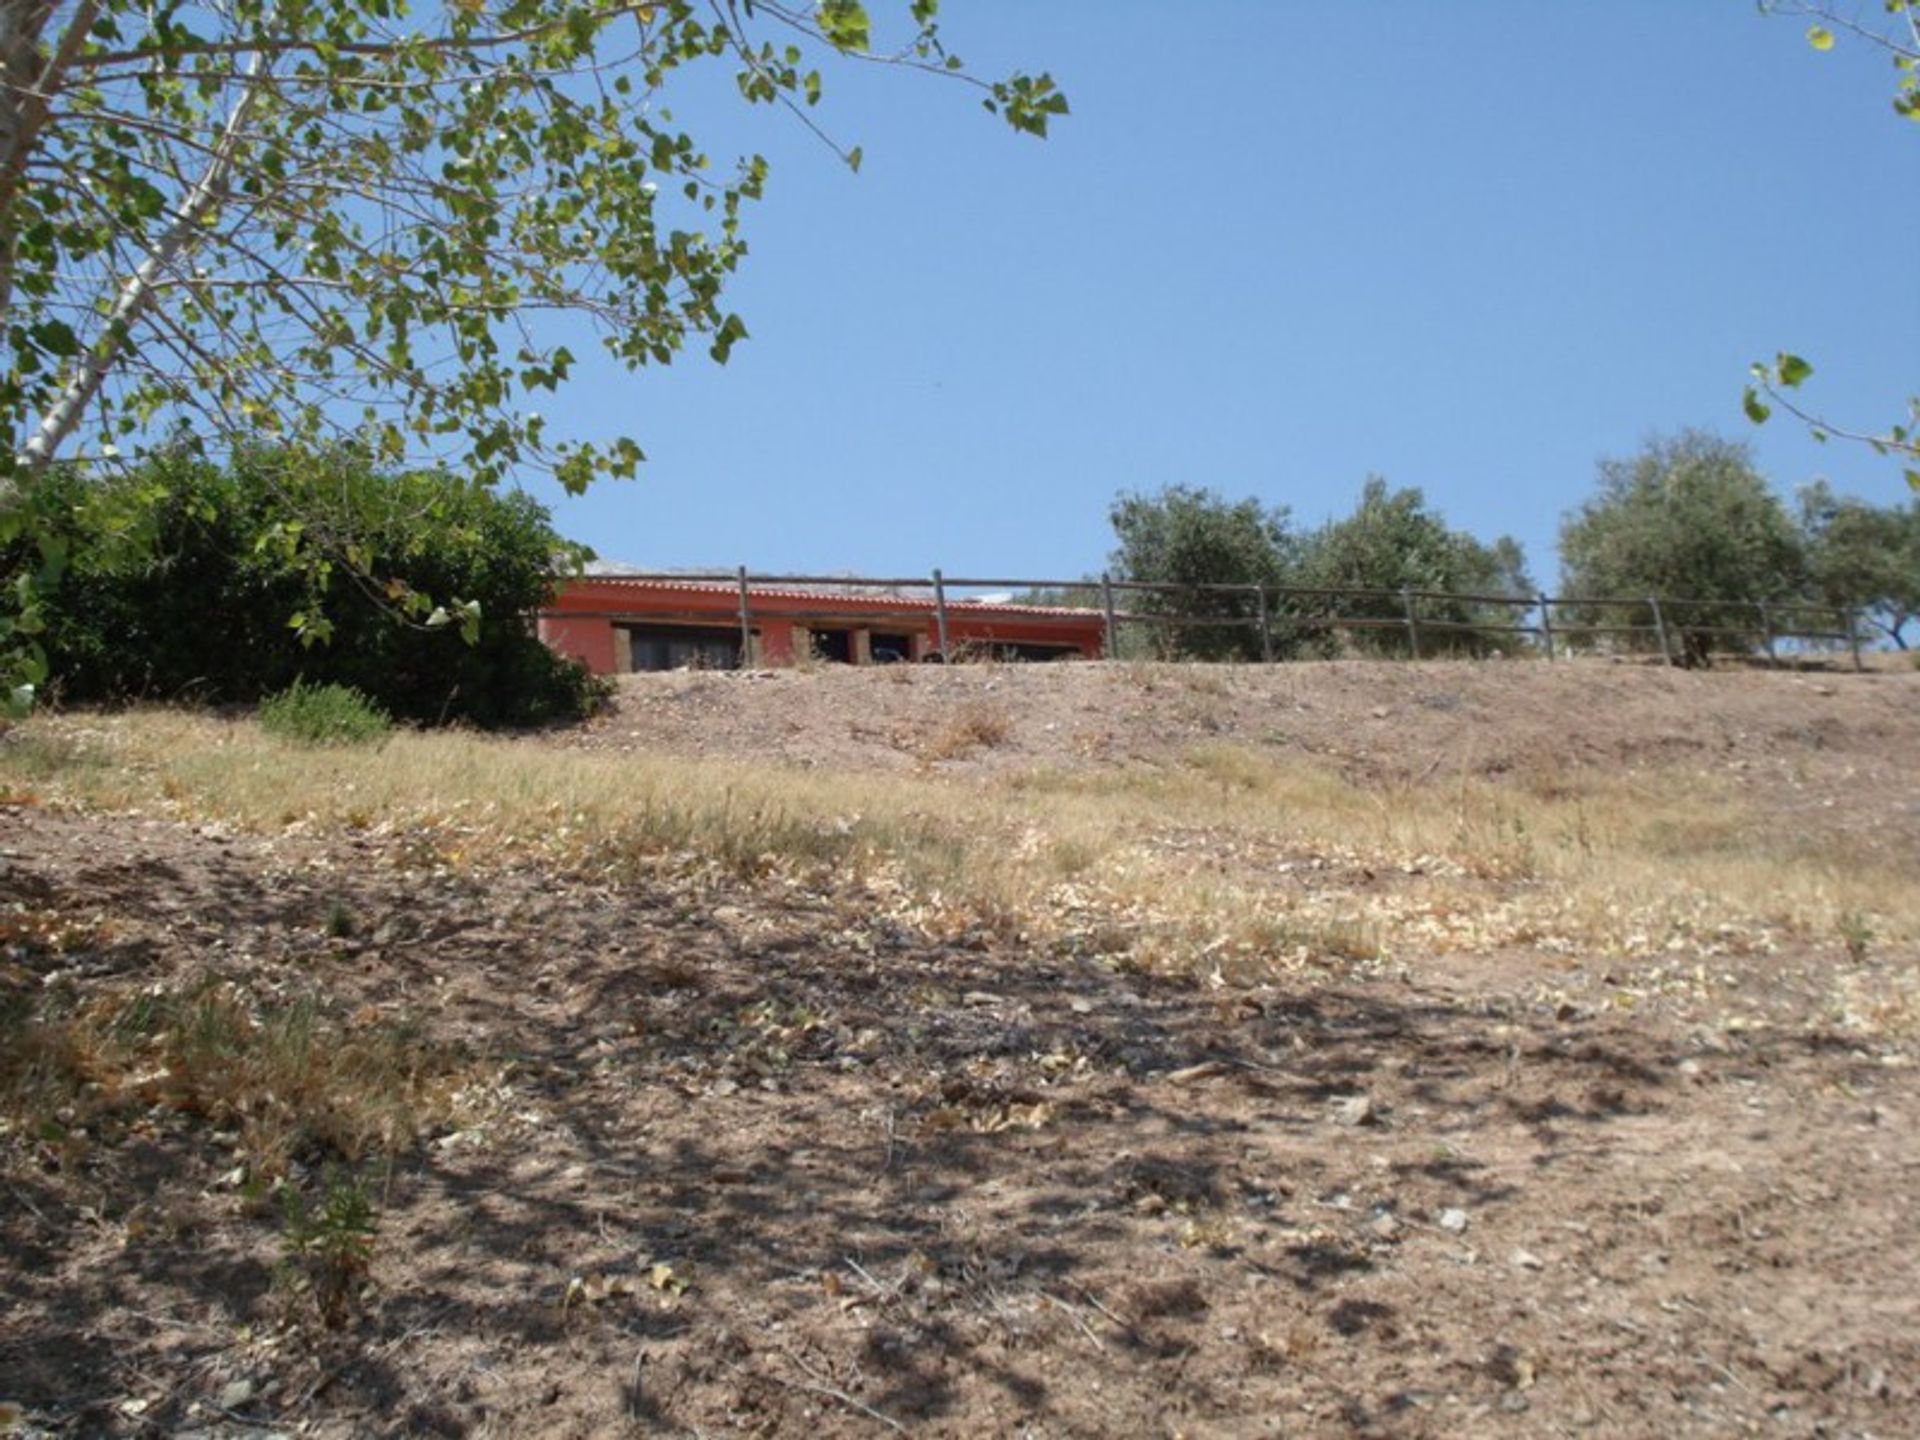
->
<box><xmin>3</xmin><ymin>659</ymin><xmax>1918</xmax><ymax>1439</ymax></box>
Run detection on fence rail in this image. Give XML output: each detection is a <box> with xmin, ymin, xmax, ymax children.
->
<box><xmin>581</xmin><ymin>568</ymin><xmax>1867</xmax><ymax>671</ymax></box>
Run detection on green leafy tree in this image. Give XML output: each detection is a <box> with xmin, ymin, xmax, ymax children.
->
<box><xmin>1107</xmin><ymin>484</ymin><xmax>1299</xmax><ymax>661</ymax></box>
<box><xmin>0</xmin><ymin>0</ymin><xmax>1062</xmax><ymax>706</ymax></box>
<box><xmin>1752</xmin><ymin>3</ymin><xmax>1919</xmax><ymax>489</ymax></box>
<box><xmin>1799</xmin><ymin>480</ymin><xmax>1920</xmax><ymax>647</ymax></box>
<box><xmin>1558</xmin><ymin>431</ymin><xmax>1807</xmax><ymax>665</ymax></box>
<box><xmin>0</xmin><ymin>1</ymin><xmax>1061</xmax><ymax>486</ymax></box>
<box><xmin>1294</xmin><ymin>477</ymin><xmax>1533</xmax><ymax>656</ymax></box>
<box><xmin>11</xmin><ymin>445</ymin><xmax>604</xmax><ymax>725</ymax></box>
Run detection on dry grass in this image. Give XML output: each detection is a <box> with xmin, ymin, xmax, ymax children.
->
<box><xmin>5</xmin><ymin>708</ymin><xmax>1917</xmax><ymax>989</ymax></box>
<box><xmin>1</xmin><ymin>975</ymin><xmax>475</xmax><ymax>1176</ymax></box>
<box><xmin>920</xmin><ymin>701</ymin><xmax>1014</xmax><ymax>761</ymax></box>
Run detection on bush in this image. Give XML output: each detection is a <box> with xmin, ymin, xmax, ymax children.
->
<box><xmin>259</xmin><ymin>680</ymin><xmax>392</xmax><ymax>746</ymax></box>
<box><xmin>5</xmin><ymin>445</ymin><xmax>607</xmax><ymax>726</ymax></box>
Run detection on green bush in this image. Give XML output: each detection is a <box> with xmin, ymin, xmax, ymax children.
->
<box><xmin>259</xmin><ymin>680</ymin><xmax>392</xmax><ymax>746</ymax></box>
<box><xmin>4</xmin><ymin>445</ymin><xmax>607</xmax><ymax>727</ymax></box>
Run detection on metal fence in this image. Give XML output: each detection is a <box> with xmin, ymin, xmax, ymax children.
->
<box><xmin>589</xmin><ymin>569</ymin><xmax>1867</xmax><ymax>671</ymax></box>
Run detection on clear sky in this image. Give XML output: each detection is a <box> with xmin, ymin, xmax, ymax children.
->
<box><xmin>520</xmin><ymin>2</ymin><xmax>1919</xmax><ymax>588</ymax></box>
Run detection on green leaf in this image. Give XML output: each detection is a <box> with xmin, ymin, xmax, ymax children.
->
<box><xmin>1776</xmin><ymin>353</ymin><xmax>1814</xmax><ymax>388</ymax></box>
<box><xmin>845</xmin><ymin>144</ymin><xmax>863</xmax><ymax>174</ymax></box>
<box><xmin>1807</xmin><ymin>25</ymin><xmax>1835</xmax><ymax>51</ymax></box>
<box><xmin>816</xmin><ymin>1</ymin><xmax>870</xmax><ymax>52</ymax></box>
<box><xmin>1743</xmin><ymin>387</ymin><xmax>1772</xmax><ymax>424</ymax></box>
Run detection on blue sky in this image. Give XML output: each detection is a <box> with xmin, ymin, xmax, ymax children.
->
<box><xmin>522</xmin><ymin>2</ymin><xmax>1919</xmax><ymax>588</ymax></box>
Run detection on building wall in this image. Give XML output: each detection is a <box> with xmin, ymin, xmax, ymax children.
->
<box><xmin>540</xmin><ymin>580</ymin><xmax>1105</xmax><ymax>674</ymax></box>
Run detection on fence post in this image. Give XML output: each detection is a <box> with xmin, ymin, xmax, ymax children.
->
<box><xmin>1255</xmin><ymin>585</ymin><xmax>1273</xmax><ymax>663</ymax></box>
<box><xmin>1758</xmin><ymin>600</ymin><xmax>1777</xmax><ymax>666</ymax></box>
<box><xmin>736</xmin><ymin>565</ymin><xmax>753</xmax><ymax>667</ymax></box>
<box><xmin>1844</xmin><ymin>602</ymin><xmax>1864</xmax><ymax>673</ymax></box>
<box><xmin>1101</xmin><ymin>572</ymin><xmax>1119</xmax><ymax>660</ymax></box>
<box><xmin>1401</xmin><ymin>587</ymin><xmax>1421</xmax><ymax>660</ymax></box>
<box><xmin>1537</xmin><ymin>594</ymin><xmax>1555</xmax><ymax>660</ymax></box>
<box><xmin>1648</xmin><ymin>595</ymin><xmax>1675</xmax><ymax>666</ymax></box>
<box><xmin>931</xmin><ymin>567</ymin><xmax>950</xmax><ymax>661</ymax></box>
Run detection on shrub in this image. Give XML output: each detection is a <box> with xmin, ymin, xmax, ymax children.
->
<box><xmin>260</xmin><ymin>680</ymin><xmax>392</xmax><ymax>746</ymax></box>
<box><xmin>5</xmin><ymin>444</ymin><xmax>607</xmax><ymax>726</ymax></box>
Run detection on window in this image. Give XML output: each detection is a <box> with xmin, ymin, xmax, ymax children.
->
<box><xmin>623</xmin><ymin>624</ymin><xmax>743</xmax><ymax>672</ymax></box>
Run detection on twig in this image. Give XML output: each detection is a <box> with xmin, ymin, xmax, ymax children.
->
<box><xmin>1038</xmin><ymin>1290</ymin><xmax>1106</xmax><ymax>1350</ymax></box>
<box><xmin>775</xmin><ymin>1350</ymin><xmax>907</xmax><ymax>1436</ymax></box>
<box><xmin>1071</xmin><ymin>1283</ymin><xmax>1129</xmax><ymax>1333</ymax></box>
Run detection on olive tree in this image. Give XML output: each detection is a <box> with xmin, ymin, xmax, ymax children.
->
<box><xmin>1108</xmin><ymin>485</ymin><xmax>1300</xmax><ymax>661</ymax></box>
<box><xmin>1799</xmin><ymin>480</ymin><xmax>1920</xmax><ymax>647</ymax></box>
<box><xmin>1294</xmin><ymin>477</ymin><xmax>1533</xmax><ymax>656</ymax></box>
<box><xmin>1558</xmin><ymin>431</ymin><xmax>1806</xmax><ymax>664</ymax></box>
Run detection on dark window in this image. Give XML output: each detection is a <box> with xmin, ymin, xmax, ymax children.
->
<box><xmin>624</xmin><ymin>624</ymin><xmax>743</xmax><ymax>672</ymax></box>
<box><xmin>870</xmin><ymin>632</ymin><xmax>915</xmax><ymax>664</ymax></box>
<box><xmin>809</xmin><ymin>628</ymin><xmax>853</xmax><ymax>664</ymax></box>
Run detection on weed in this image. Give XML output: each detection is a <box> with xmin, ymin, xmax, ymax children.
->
<box><xmin>260</xmin><ymin>680</ymin><xmax>392</xmax><ymax>747</ymax></box>
<box><xmin>922</xmin><ymin>702</ymin><xmax>1013</xmax><ymax>761</ymax></box>
<box><xmin>1839</xmin><ymin>909</ymin><xmax>1873</xmax><ymax>964</ymax></box>
<box><xmin>325</xmin><ymin>898</ymin><xmax>355</xmax><ymax>939</ymax></box>
<box><xmin>280</xmin><ymin>1166</ymin><xmax>379</xmax><ymax>1326</ymax></box>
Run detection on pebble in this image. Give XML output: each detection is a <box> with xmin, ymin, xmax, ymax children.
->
<box><xmin>1510</xmin><ymin>1248</ymin><xmax>1545</xmax><ymax>1270</ymax></box>
<box><xmin>218</xmin><ymin>1378</ymin><xmax>255</xmax><ymax>1410</ymax></box>
<box><xmin>1333</xmin><ymin>1094</ymin><xmax>1378</xmax><ymax>1127</ymax></box>
<box><xmin>1438</xmin><ymin>1207</ymin><xmax>1469</xmax><ymax>1233</ymax></box>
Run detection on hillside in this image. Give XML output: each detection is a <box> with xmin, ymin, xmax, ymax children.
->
<box><xmin>3</xmin><ymin>658</ymin><xmax>1917</xmax><ymax>1438</ymax></box>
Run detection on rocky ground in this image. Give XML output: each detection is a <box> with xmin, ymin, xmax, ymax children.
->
<box><xmin>3</xmin><ymin>657</ymin><xmax>1917</xmax><ymax>1439</ymax></box>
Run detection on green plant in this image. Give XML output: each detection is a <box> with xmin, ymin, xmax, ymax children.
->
<box><xmin>280</xmin><ymin>1167</ymin><xmax>379</xmax><ymax>1327</ymax></box>
<box><xmin>1558</xmin><ymin>431</ymin><xmax>1807</xmax><ymax>665</ymax></box>
<box><xmin>6</xmin><ymin>447</ymin><xmax>609</xmax><ymax>728</ymax></box>
<box><xmin>260</xmin><ymin>681</ymin><xmax>393</xmax><ymax>747</ymax></box>
<box><xmin>1839</xmin><ymin>909</ymin><xmax>1874</xmax><ymax>964</ymax></box>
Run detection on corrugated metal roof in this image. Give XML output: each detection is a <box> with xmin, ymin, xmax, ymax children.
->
<box><xmin>562</xmin><ymin>576</ymin><xmax>1102</xmax><ymax>621</ymax></box>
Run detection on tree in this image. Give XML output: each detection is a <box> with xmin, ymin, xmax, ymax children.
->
<box><xmin>1558</xmin><ymin>431</ymin><xmax>1807</xmax><ymax>664</ymax></box>
<box><xmin>1294</xmin><ymin>477</ymin><xmax>1533</xmax><ymax>656</ymax></box>
<box><xmin>8</xmin><ymin>444</ymin><xmax>605</xmax><ymax>725</ymax></box>
<box><xmin>1750</xmin><ymin>2</ymin><xmax>1919</xmax><ymax>489</ymax></box>
<box><xmin>0</xmin><ymin>1</ymin><xmax>1061</xmax><ymax>488</ymax></box>
<box><xmin>1799</xmin><ymin>480</ymin><xmax>1920</xmax><ymax>647</ymax></box>
<box><xmin>1107</xmin><ymin>485</ymin><xmax>1299</xmax><ymax>661</ymax></box>
<box><xmin>0</xmin><ymin>0</ymin><xmax>1062</xmax><ymax>708</ymax></box>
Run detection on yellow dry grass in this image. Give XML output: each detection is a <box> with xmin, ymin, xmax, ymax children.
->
<box><xmin>4</xmin><ymin>707</ymin><xmax>1916</xmax><ymax>989</ymax></box>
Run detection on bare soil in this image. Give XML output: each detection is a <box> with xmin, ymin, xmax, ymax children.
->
<box><xmin>4</xmin><ymin>659</ymin><xmax>1919</xmax><ymax>1439</ymax></box>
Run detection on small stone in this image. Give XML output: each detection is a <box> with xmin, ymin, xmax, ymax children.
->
<box><xmin>1510</xmin><ymin>1248</ymin><xmax>1545</xmax><ymax>1270</ymax></box>
<box><xmin>1369</xmin><ymin>1212</ymin><xmax>1401</xmax><ymax>1240</ymax></box>
<box><xmin>1500</xmin><ymin>1393</ymin><xmax>1530</xmax><ymax>1413</ymax></box>
<box><xmin>218</xmin><ymin>1379</ymin><xmax>256</xmax><ymax>1411</ymax></box>
<box><xmin>1438</xmin><ymin>1208</ymin><xmax>1469</xmax><ymax>1233</ymax></box>
<box><xmin>1332</xmin><ymin>1094</ymin><xmax>1377</xmax><ymax>1127</ymax></box>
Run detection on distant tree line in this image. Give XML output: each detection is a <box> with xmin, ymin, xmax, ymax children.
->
<box><xmin>1092</xmin><ymin>429</ymin><xmax>1919</xmax><ymax>664</ymax></box>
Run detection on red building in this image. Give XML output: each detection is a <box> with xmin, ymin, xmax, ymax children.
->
<box><xmin>539</xmin><ymin>574</ymin><xmax>1107</xmax><ymax>673</ymax></box>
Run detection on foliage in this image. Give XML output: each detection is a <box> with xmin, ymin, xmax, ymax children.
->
<box><xmin>0</xmin><ymin>1</ymin><xmax>1062</xmax><ymax>490</ymax></box>
<box><xmin>7</xmin><ymin>445</ymin><xmax>606</xmax><ymax>725</ymax></box>
<box><xmin>1108</xmin><ymin>485</ymin><xmax>1301</xmax><ymax>661</ymax></box>
<box><xmin>280</xmin><ymin>1166</ymin><xmax>379</xmax><ymax>1327</ymax></box>
<box><xmin>260</xmin><ymin>679</ymin><xmax>393</xmax><ymax>746</ymax></box>
<box><xmin>1294</xmin><ymin>477</ymin><xmax>1534</xmax><ymax>656</ymax></box>
<box><xmin>1798</xmin><ymin>481</ymin><xmax>1920</xmax><ymax>647</ymax></box>
<box><xmin>1558</xmin><ymin>431</ymin><xmax>1807</xmax><ymax>664</ymax></box>
<box><xmin>1752</xmin><ymin>3</ymin><xmax>1919</xmax><ymax>489</ymax></box>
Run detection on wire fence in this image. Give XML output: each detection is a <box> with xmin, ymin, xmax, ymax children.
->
<box><xmin>584</xmin><ymin>569</ymin><xmax>1868</xmax><ymax>671</ymax></box>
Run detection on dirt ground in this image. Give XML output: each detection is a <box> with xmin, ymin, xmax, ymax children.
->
<box><xmin>4</xmin><ymin>659</ymin><xmax>1919</xmax><ymax>1438</ymax></box>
